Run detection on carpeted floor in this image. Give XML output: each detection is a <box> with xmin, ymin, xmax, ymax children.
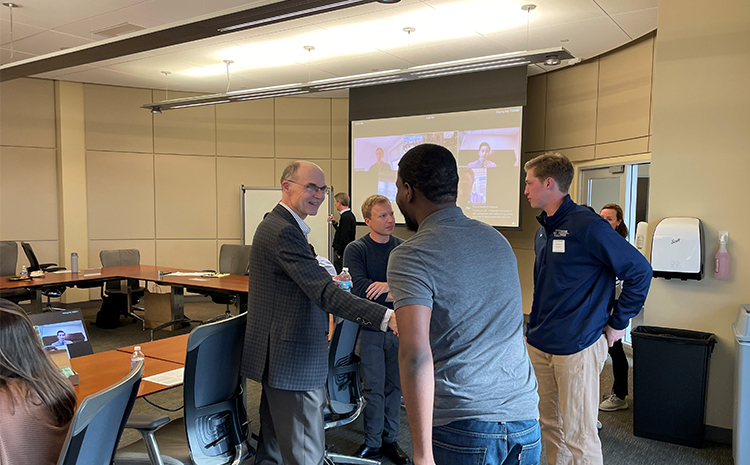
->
<box><xmin>56</xmin><ymin>299</ymin><xmax>732</xmax><ymax>464</ymax></box>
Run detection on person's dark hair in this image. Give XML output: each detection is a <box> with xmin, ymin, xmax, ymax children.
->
<box><xmin>56</xmin><ymin>330</ymin><xmax>65</xmax><ymax>337</ymax></box>
<box><xmin>583</xmin><ymin>205</ymin><xmax>595</xmax><ymax>213</ymax></box>
<box><xmin>398</xmin><ymin>144</ymin><xmax>458</xmax><ymax>204</ymax></box>
<box><xmin>524</xmin><ymin>152</ymin><xmax>574</xmax><ymax>193</ymax></box>
<box><xmin>333</xmin><ymin>192</ymin><xmax>350</xmax><ymax>207</ymax></box>
<box><xmin>479</xmin><ymin>142</ymin><xmax>490</xmax><ymax>151</ymax></box>
<box><xmin>601</xmin><ymin>203</ymin><xmax>629</xmax><ymax>238</ymax></box>
<box><xmin>0</xmin><ymin>299</ymin><xmax>76</xmax><ymax>427</ymax></box>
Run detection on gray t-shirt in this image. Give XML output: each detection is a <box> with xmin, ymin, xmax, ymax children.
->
<box><xmin>388</xmin><ymin>207</ymin><xmax>539</xmax><ymax>426</ymax></box>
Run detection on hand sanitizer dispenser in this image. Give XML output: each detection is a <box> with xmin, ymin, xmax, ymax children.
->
<box><xmin>651</xmin><ymin>217</ymin><xmax>704</xmax><ymax>280</ymax></box>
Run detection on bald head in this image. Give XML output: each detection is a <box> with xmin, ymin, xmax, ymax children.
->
<box><xmin>280</xmin><ymin>161</ymin><xmax>327</xmax><ymax>219</ymax></box>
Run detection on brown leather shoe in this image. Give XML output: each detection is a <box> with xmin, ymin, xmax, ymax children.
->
<box><xmin>381</xmin><ymin>442</ymin><xmax>410</xmax><ymax>465</ymax></box>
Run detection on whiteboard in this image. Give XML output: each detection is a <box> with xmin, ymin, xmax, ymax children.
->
<box><xmin>241</xmin><ymin>186</ymin><xmax>333</xmax><ymax>260</ymax></box>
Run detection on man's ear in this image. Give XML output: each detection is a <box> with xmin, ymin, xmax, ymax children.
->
<box><xmin>544</xmin><ymin>177</ymin><xmax>555</xmax><ymax>191</ymax></box>
<box><xmin>364</xmin><ymin>217</ymin><xmax>371</xmax><ymax>227</ymax></box>
<box><xmin>402</xmin><ymin>181</ymin><xmax>414</xmax><ymax>204</ymax></box>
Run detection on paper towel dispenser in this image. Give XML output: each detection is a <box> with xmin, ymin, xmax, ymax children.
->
<box><xmin>651</xmin><ymin>217</ymin><xmax>704</xmax><ymax>280</ymax></box>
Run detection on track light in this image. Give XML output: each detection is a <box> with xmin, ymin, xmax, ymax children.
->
<box><xmin>544</xmin><ymin>55</ymin><xmax>561</xmax><ymax>66</ymax></box>
<box><xmin>151</xmin><ymin>107</ymin><xmax>162</xmax><ymax>114</ymax></box>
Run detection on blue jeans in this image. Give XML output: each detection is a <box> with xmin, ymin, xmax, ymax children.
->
<box><xmin>433</xmin><ymin>419</ymin><xmax>541</xmax><ymax>465</ymax></box>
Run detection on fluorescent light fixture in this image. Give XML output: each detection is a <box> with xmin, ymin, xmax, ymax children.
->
<box><xmin>171</xmin><ymin>100</ymin><xmax>231</xmax><ymax>109</ymax></box>
<box><xmin>226</xmin><ymin>83</ymin><xmax>303</xmax><ymax>95</ymax></box>
<box><xmin>408</xmin><ymin>51</ymin><xmax>523</xmax><ymax>70</ymax></box>
<box><xmin>235</xmin><ymin>90</ymin><xmax>310</xmax><ymax>101</ymax></box>
<box><xmin>143</xmin><ymin>47</ymin><xmax>573</xmax><ymax>112</ymax></box>
<box><xmin>218</xmin><ymin>0</ymin><xmax>365</xmax><ymax>33</ymax></box>
<box><xmin>309</xmin><ymin>69</ymin><xmax>401</xmax><ymax>85</ymax></box>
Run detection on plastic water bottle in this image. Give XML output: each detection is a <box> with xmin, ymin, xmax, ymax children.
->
<box><xmin>70</xmin><ymin>252</ymin><xmax>79</xmax><ymax>273</ymax></box>
<box><xmin>336</xmin><ymin>267</ymin><xmax>352</xmax><ymax>292</ymax></box>
<box><xmin>131</xmin><ymin>346</ymin><xmax>145</xmax><ymax>367</ymax></box>
<box><xmin>20</xmin><ymin>265</ymin><xmax>28</xmax><ymax>278</ymax></box>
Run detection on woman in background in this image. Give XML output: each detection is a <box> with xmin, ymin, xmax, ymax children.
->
<box><xmin>598</xmin><ymin>203</ymin><xmax>631</xmax><ymax>412</ymax></box>
<box><xmin>0</xmin><ymin>298</ymin><xmax>76</xmax><ymax>465</ymax></box>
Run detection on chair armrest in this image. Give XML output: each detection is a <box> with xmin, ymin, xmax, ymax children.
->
<box><xmin>126</xmin><ymin>414</ymin><xmax>170</xmax><ymax>432</ymax></box>
<box><xmin>40</xmin><ymin>263</ymin><xmax>66</xmax><ymax>272</ymax></box>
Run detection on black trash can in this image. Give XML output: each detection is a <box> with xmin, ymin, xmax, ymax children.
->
<box><xmin>632</xmin><ymin>325</ymin><xmax>717</xmax><ymax>447</ymax></box>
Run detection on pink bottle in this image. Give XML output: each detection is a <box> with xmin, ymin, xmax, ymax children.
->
<box><xmin>715</xmin><ymin>231</ymin><xmax>730</xmax><ymax>279</ymax></box>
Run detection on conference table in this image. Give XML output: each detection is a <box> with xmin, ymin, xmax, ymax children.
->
<box><xmin>71</xmin><ymin>334</ymin><xmax>190</xmax><ymax>403</ymax></box>
<box><xmin>0</xmin><ymin>265</ymin><xmax>249</xmax><ymax>321</ymax></box>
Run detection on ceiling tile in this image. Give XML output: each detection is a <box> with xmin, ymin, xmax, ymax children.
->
<box><xmin>0</xmin><ymin>19</ymin><xmax>48</xmax><ymax>45</ymax></box>
<box><xmin>0</xmin><ymin>0</ymin><xmax>145</xmax><ymax>31</ymax></box>
<box><xmin>594</xmin><ymin>0</ymin><xmax>659</xmax><ymax>16</ymax></box>
<box><xmin>7</xmin><ymin>30</ymin><xmax>94</xmax><ymax>56</ymax></box>
<box><xmin>611</xmin><ymin>8</ymin><xmax>658</xmax><ymax>40</ymax></box>
<box><xmin>0</xmin><ymin>47</ymin><xmax>37</xmax><ymax>66</ymax></box>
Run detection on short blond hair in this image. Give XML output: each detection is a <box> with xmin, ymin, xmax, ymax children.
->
<box><xmin>361</xmin><ymin>195</ymin><xmax>391</xmax><ymax>220</ymax></box>
<box><xmin>524</xmin><ymin>152</ymin><xmax>574</xmax><ymax>193</ymax></box>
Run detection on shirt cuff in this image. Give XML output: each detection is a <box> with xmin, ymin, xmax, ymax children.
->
<box><xmin>380</xmin><ymin>309</ymin><xmax>394</xmax><ymax>332</ymax></box>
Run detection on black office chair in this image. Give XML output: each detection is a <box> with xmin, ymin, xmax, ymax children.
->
<box><xmin>324</xmin><ymin>317</ymin><xmax>380</xmax><ymax>465</ymax></box>
<box><xmin>20</xmin><ymin>241</ymin><xmax>66</xmax><ymax>310</ymax></box>
<box><xmin>57</xmin><ymin>361</ymin><xmax>143</xmax><ymax>465</ymax></box>
<box><xmin>100</xmin><ymin>249</ymin><xmax>147</xmax><ymax>329</ymax></box>
<box><xmin>114</xmin><ymin>313</ymin><xmax>255</xmax><ymax>465</ymax></box>
<box><xmin>0</xmin><ymin>241</ymin><xmax>35</xmax><ymax>304</ymax></box>
<box><xmin>186</xmin><ymin>244</ymin><xmax>251</xmax><ymax>317</ymax></box>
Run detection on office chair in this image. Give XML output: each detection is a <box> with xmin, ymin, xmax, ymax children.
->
<box><xmin>186</xmin><ymin>244</ymin><xmax>251</xmax><ymax>317</ymax></box>
<box><xmin>114</xmin><ymin>313</ymin><xmax>255</xmax><ymax>465</ymax></box>
<box><xmin>20</xmin><ymin>241</ymin><xmax>67</xmax><ymax>310</ymax></box>
<box><xmin>0</xmin><ymin>241</ymin><xmax>35</xmax><ymax>304</ymax></box>
<box><xmin>324</xmin><ymin>317</ymin><xmax>379</xmax><ymax>465</ymax></box>
<box><xmin>57</xmin><ymin>361</ymin><xmax>143</xmax><ymax>465</ymax></box>
<box><xmin>100</xmin><ymin>249</ymin><xmax>147</xmax><ymax>329</ymax></box>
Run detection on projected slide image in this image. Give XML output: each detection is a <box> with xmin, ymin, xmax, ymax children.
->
<box><xmin>403</xmin><ymin>131</ymin><xmax>459</xmax><ymax>156</ymax></box>
<box><xmin>351</xmin><ymin>106</ymin><xmax>523</xmax><ymax>228</ymax></box>
<box><xmin>458</xmin><ymin>168</ymin><xmax>487</xmax><ymax>207</ymax></box>
<box><xmin>35</xmin><ymin>321</ymin><xmax>88</xmax><ymax>352</ymax></box>
<box><xmin>353</xmin><ymin>136</ymin><xmax>402</xmax><ymax>172</ymax></box>
<box><xmin>458</xmin><ymin>129</ymin><xmax>520</xmax><ymax>168</ymax></box>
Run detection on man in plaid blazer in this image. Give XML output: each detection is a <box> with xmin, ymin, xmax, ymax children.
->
<box><xmin>241</xmin><ymin>161</ymin><xmax>394</xmax><ymax>465</ymax></box>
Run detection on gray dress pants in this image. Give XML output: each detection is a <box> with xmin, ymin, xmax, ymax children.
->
<box><xmin>255</xmin><ymin>382</ymin><xmax>327</xmax><ymax>465</ymax></box>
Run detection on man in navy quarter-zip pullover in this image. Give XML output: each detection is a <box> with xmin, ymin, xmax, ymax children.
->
<box><xmin>523</xmin><ymin>152</ymin><xmax>652</xmax><ymax>465</ymax></box>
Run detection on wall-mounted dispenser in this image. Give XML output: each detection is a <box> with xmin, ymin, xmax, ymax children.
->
<box><xmin>651</xmin><ymin>217</ymin><xmax>704</xmax><ymax>280</ymax></box>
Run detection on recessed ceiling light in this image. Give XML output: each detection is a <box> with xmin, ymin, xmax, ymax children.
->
<box><xmin>544</xmin><ymin>55</ymin><xmax>561</xmax><ymax>66</ymax></box>
<box><xmin>377</xmin><ymin>0</ymin><xmax>401</xmax><ymax>3</ymax></box>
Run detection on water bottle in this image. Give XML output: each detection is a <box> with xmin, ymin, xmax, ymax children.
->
<box><xmin>131</xmin><ymin>346</ymin><xmax>145</xmax><ymax>367</ymax></box>
<box><xmin>70</xmin><ymin>252</ymin><xmax>79</xmax><ymax>273</ymax></box>
<box><xmin>20</xmin><ymin>265</ymin><xmax>28</xmax><ymax>278</ymax></box>
<box><xmin>336</xmin><ymin>267</ymin><xmax>352</xmax><ymax>292</ymax></box>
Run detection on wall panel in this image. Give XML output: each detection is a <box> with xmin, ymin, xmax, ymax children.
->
<box><xmin>275</xmin><ymin>98</ymin><xmax>331</xmax><ymax>160</ymax></box>
<box><xmin>86</xmin><ymin>151</ymin><xmax>155</xmax><ymax>240</ymax></box>
<box><xmin>216</xmin><ymin>99</ymin><xmax>275</xmax><ymax>157</ymax></box>
<box><xmin>154</xmin><ymin>155</ymin><xmax>216</xmax><ymax>239</ymax></box>
<box><xmin>84</xmin><ymin>84</ymin><xmax>153</xmax><ymax>153</ymax></box>
<box><xmin>217</xmin><ymin>157</ymin><xmax>276</xmax><ymax>239</ymax></box>
<box><xmin>0</xmin><ymin>78</ymin><xmax>56</xmax><ymax>148</ymax></box>
<box><xmin>545</xmin><ymin>60</ymin><xmax>599</xmax><ymax>150</ymax></box>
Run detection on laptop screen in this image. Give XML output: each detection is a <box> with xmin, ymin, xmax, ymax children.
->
<box><xmin>29</xmin><ymin>309</ymin><xmax>93</xmax><ymax>358</ymax></box>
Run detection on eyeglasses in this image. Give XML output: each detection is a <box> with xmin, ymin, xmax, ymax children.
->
<box><xmin>286</xmin><ymin>180</ymin><xmax>328</xmax><ymax>195</ymax></box>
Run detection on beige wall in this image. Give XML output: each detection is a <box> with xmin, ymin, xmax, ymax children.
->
<box><xmin>0</xmin><ymin>78</ymin><xmax>60</xmax><ymax>272</ymax></box>
<box><xmin>646</xmin><ymin>0</ymin><xmax>750</xmax><ymax>429</ymax></box>
<box><xmin>508</xmin><ymin>33</ymin><xmax>655</xmax><ymax>316</ymax></box>
<box><xmin>79</xmin><ymin>85</ymin><xmax>348</xmax><ymax>274</ymax></box>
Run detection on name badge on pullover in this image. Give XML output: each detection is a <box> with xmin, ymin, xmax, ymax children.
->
<box><xmin>552</xmin><ymin>239</ymin><xmax>565</xmax><ymax>253</ymax></box>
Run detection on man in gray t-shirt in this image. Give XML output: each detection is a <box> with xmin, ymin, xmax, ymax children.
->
<box><xmin>388</xmin><ymin>143</ymin><xmax>540</xmax><ymax>465</ymax></box>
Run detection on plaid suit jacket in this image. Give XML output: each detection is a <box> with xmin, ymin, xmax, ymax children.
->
<box><xmin>240</xmin><ymin>204</ymin><xmax>388</xmax><ymax>391</ymax></box>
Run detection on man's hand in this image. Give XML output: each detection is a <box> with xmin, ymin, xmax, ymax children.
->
<box><xmin>366</xmin><ymin>281</ymin><xmax>390</xmax><ymax>300</ymax></box>
<box><xmin>388</xmin><ymin>312</ymin><xmax>398</xmax><ymax>336</ymax></box>
<box><xmin>604</xmin><ymin>324</ymin><xmax>626</xmax><ymax>347</ymax></box>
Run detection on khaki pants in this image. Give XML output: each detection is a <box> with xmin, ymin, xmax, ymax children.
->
<box><xmin>528</xmin><ymin>335</ymin><xmax>608</xmax><ymax>465</ymax></box>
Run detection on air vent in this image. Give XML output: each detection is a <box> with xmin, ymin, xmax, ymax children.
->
<box><xmin>92</xmin><ymin>22</ymin><xmax>145</xmax><ymax>38</ymax></box>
